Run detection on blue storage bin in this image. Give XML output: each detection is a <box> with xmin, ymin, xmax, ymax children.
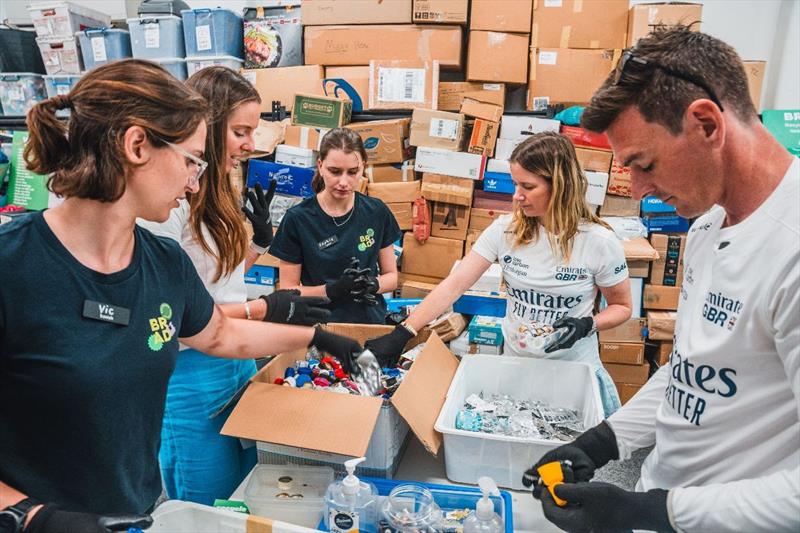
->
<box><xmin>453</xmin><ymin>293</ymin><xmax>507</xmax><ymax>318</ymax></box>
<box><xmin>181</xmin><ymin>8</ymin><xmax>243</xmax><ymax>58</ymax></box>
<box><xmin>0</xmin><ymin>73</ymin><xmax>47</xmax><ymax>116</ymax></box>
<box><xmin>482</xmin><ymin>171</ymin><xmax>514</xmax><ymax>194</ymax></box>
<box><xmin>317</xmin><ymin>477</ymin><xmax>514</xmax><ymax>532</ymax></box>
<box><xmin>128</xmin><ymin>15</ymin><xmax>185</xmax><ymax>59</ymax></box>
<box><xmin>247</xmin><ymin>160</ymin><xmax>315</xmax><ymax>198</ymax></box>
<box><xmin>185</xmin><ymin>55</ymin><xmax>243</xmax><ymax>77</ymax></box>
<box><xmin>76</xmin><ymin>28</ymin><xmax>132</xmax><ymax>70</ymax></box>
<box><xmin>153</xmin><ymin>57</ymin><xmax>187</xmax><ymax>81</ymax></box>
<box><xmin>43</xmin><ymin>74</ymin><xmax>80</xmax><ymax>116</ymax></box>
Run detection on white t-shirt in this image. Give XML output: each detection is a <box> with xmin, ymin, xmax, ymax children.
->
<box><xmin>609</xmin><ymin>158</ymin><xmax>800</xmax><ymax>532</ymax></box>
<box><xmin>471</xmin><ymin>215</ymin><xmax>629</xmax><ymax>362</ymax></box>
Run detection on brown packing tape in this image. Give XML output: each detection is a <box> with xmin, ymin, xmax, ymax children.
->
<box><xmin>246</xmin><ymin>516</ymin><xmax>273</xmax><ymax>533</ymax></box>
<box><xmin>560</xmin><ymin>25</ymin><xmax>571</xmax><ymax>48</ymax></box>
<box><xmin>531</xmin><ymin>22</ymin><xmax>539</xmax><ymax>46</ymax></box>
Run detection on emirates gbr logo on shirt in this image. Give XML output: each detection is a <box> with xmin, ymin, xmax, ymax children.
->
<box><xmin>554</xmin><ymin>266</ymin><xmax>589</xmax><ymax>281</ymax></box>
<box><xmin>703</xmin><ymin>290</ymin><xmax>743</xmax><ymax>331</ymax></box>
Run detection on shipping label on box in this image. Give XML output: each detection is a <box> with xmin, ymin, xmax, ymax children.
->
<box><xmin>600</xmin><ymin>194</ymin><xmax>640</xmax><ymax>217</ymax></box>
<box><xmin>647</xmin><ymin>310</ymin><xmax>677</xmax><ymax>341</ymax></box>
<box><xmin>532</xmin><ymin>0</ymin><xmax>629</xmax><ymax>49</ymax></box>
<box><xmin>387</xmin><ymin>202</ymin><xmax>413</xmax><ymax>230</ymax></box>
<box><xmin>301</xmin><ymin>0</ymin><xmax>412</xmax><ymax>25</ymax></box>
<box><xmin>499</xmin><ymin>115</ymin><xmax>560</xmax><ymax>141</ymax></box>
<box><xmin>643</xmin><ymin>284</ymin><xmax>681</xmax><ymax>311</ymax></box>
<box><xmin>247</xmin><ymin>160</ymin><xmax>315</xmax><ymax>198</ymax></box>
<box><xmin>467</xmin><ymin>31</ymin><xmax>530</xmax><ymax>84</ymax></box>
<box><xmin>420</xmin><ymin>173</ymin><xmax>474</xmax><ymax>206</ymax></box>
<box><xmin>409</xmin><ymin>108</ymin><xmax>465</xmax><ymax>150</ymax></box>
<box><xmin>431</xmin><ymin>201</ymin><xmax>471</xmax><ymax>241</ymax></box>
<box><xmin>414</xmin><ymin>147</ymin><xmax>486</xmax><ymax>180</ymax></box>
<box><xmin>242</xmin><ymin>65</ymin><xmax>324</xmax><ymax>112</ymax></box>
<box><xmin>324</xmin><ymin>65</ymin><xmax>369</xmax><ymax>111</ymax></box>
<box><xmin>575</xmin><ymin>147</ymin><xmax>613</xmax><ymax>173</ymax></box>
<box><xmin>292</xmin><ymin>93</ymin><xmax>352</xmax><ymax>129</ymax></box>
<box><xmin>460</xmin><ymin>98</ymin><xmax>503</xmax><ymax>122</ymax></box>
<box><xmin>528</xmin><ymin>48</ymin><xmax>620</xmax><ymax>111</ymax></box>
<box><xmin>367</xmin><ymin>180</ymin><xmax>421</xmax><ymax>203</ymax></box>
<box><xmin>369</xmin><ymin>60</ymin><xmax>439</xmax><ymax>110</ymax></box>
<box><xmin>413</xmin><ymin>0</ymin><xmax>469</xmax><ymax>24</ymax></box>
<box><xmin>470</xmin><ymin>0</ymin><xmax>533</xmax><ymax>33</ymax></box>
<box><xmin>347</xmin><ymin>118</ymin><xmax>411</xmax><ymax>165</ymax></box>
<box><xmin>650</xmin><ymin>233</ymin><xmax>686</xmax><ymax>287</ymax></box>
<box><xmin>600</xmin><ymin>342</ymin><xmax>645</xmax><ymax>365</ymax></box>
<box><xmin>467</xmin><ymin>119</ymin><xmax>499</xmax><ymax>157</ymax></box>
<box><xmin>438</xmin><ymin>82</ymin><xmax>506</xmax><ymax>111</ymax></box>
<box><xmin>585</xmin><ymin>171</ymin><xmax>609</xmax><ymax>206</ymax></box>
<box><xmin>365</xmin><ymin>161</ymin><xmax>416</xmax><ymax>183</ymax></box>
<box><xmin>402</xmin><ymin>233</ymin><xmax>464</xmax><ymax>278</ymax></box>
<box><xmin>608</xmin><ymin>158</ymin><xmax>632</xmax><ymax>197</ymax></box>
<box><xmin>627</xmin><ymin>2</ymin><xmax>703</xmax><ymax>47</ymax></box>
<box><xmin>469</xmin><ymin>207</ymin><xmax>510</xmax><ymax>231</ymax></box>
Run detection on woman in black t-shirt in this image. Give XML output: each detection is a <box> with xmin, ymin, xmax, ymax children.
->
<box><xmin>270</xmin><ymin>128</ymin><xmax>402</xmax><ymax>324</ymax></box>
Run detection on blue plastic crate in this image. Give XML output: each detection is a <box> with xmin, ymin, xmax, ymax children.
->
<box><xmin>482</xmin><ymin>171</ymin><xmax>514</xmax><ymax>194</ymax></box>
<box><xmin>453</xmin><ymin>293</ymin><xmax>506</xmax><ymax>318</ymax></box>
<box><xmin>641</xmin><ymin>195</ymin><xmax>677</xmax><ymax>215</ymax></box>
<box><xmin>128</xmin><ymin>15</ymin><xmax>185</xmax><ymax>59</ymax></box>
<box><xmin>317</xmin><ymin>477</ymin><xmax>514</xmax><ymax>532</ymax></box>
<box><xmin>385</xmin><ymin>298</ymin><xmax>422</xmax><ymax>313</ymax></box>
<box><xmin>181</xmin><ymin>8</ymin><xmax>243</xmax><ymax>58</ymax></box>
<box><xmin>247</xmin><ymin>160</ymin><xmax>315</xmax><ymax>198</ymax></box>
<box><xmin>76</xmin><ymin>28</ymin><xmax>132</xmax><ymax>70</ymax></box>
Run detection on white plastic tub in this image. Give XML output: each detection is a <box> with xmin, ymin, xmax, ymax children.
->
<box><xmin>28</xmin><ymin>1</ymin><xmax>110</xmax><ymax>39</ymax></box>
<box><xmin>185</xmin><ymin>55</ymin><xmax>243</xmax><ymax>77</ymax></box>
<box><xmin>434</xmin><ymin>355</ymin><xmax>604</xmax><ymax>490</ymax></box>
<box><xmin>148</xmin><ymin>500</ymin><xmax>321</xmax><ymax>532</ymax></box>
<box><xmin>36</xmin><ymin>36</ymin><xmax>82</xmax><ymax>75</ymax></box>
<box><xmin>244</xmin><ymin>464</ymin><xmax>333</xmax><ymax>528</ymax></box>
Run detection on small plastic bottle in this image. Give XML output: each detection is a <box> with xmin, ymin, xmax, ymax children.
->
<box><xmin>324</xmin><ymin>457</ymin><xmax>379</xmax><ymax>533</ymax></box>
<box><xmin>463</xmin><ymin>477</ymin><xmax>503</xmax><ymax>533</ymax></box>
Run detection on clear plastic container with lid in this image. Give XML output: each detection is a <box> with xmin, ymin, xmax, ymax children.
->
<box><xmin>0</xmin><ymin>73</ymin><xmax>47</xmax><ymax>116</ymax></box>
<box><xmin>128</xmin><ymin>15</ymin><xmax>185</xmax><ymax>59</ymax></box>
<box><xmin>180</xmin><ymin>8</ymin><xmax>243</xmax><ymax>58</ymax></box>
<box><xmin>380</xmin><ymin>483</ymin><xmax>442</xmax><ymax>532</ymax></box>
<box><xmin>76</xmin><ymin>28</ymin><xmax>132</xmax><ymax>70</ymax></box>
<box><xmin>244</xmin><ymin>464</ymin><xmax>334</xmax><ymax>529</ymax></box>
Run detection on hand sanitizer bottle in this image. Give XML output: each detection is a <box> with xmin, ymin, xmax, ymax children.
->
<box><xmin>463</xmin><ymin>477</ymin><xmax>503</xmax><ymax>533</ymax></box>
<box><xmin>324</xmin><ymin>457</ymin><xmax>379</xmax><ymax>533</ymax></box>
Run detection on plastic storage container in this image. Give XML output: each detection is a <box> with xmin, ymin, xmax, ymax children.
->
<box><xmin>36</xmin><ymin>36</ymin><xmax>82</xmax><ymax>74</ymax></box>
<box><xmin>43</xmin><ymin>74</ymin><xmax>80</xmax><ymax>116</ymax></box>
<box><xmin>27</xmin><ymin>1</ymin><xmax>110</xmax><ymax>39</ymax></box>
<box><xmin>153</xmin><ymin>57</ymin><xmax>187</xmax><ymax>80</ymax></box>
<box><xmin>76</xmin><ymin>28</ymin><xmax>131</xmax><ymax>70</ymax></box>
<box><xmin>434</xmin><ymin>355</ymin><xmax>605</xmax><ymax>490</ymax></box>
<box><xmin>244</xmin><ymin>464</ymin><xmax>333</xmax><ymax>528</ymax></box>
<box><xmin>0</xmin><ymin>74</ymin><xmax>48</xmax><ymax>116</ymax></box>
<box><xmin>138</xmin><ymin>0</ymin><xmax>190</xmax><ymax>17</ymax></box>
<box><xmin>128</xmin><ymin>15</ymin><xmax>185</xmax><ymax>59</ymax></box>
<box><xmin>148</xmin><ymin>500</ymin><xmax>320</xmax><ymax>533</ymax></box>
<box><xmin>185</xmin><ymin>55</ymin><xmax>243</xmax><ymax>77</ymax></box>
<box><xmin>181</xmin><ymin>8</ymin><xmax>243</xmax><ymax>58</ymax></box>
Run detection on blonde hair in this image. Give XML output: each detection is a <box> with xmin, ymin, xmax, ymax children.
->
<box><xmin>508</xmin><ymin>132</ymin><xmax>610</xmax><ymax>262</ymax></box>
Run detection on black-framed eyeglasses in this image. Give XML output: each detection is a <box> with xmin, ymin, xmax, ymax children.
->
<box><xmin>614</xmin><ymin>50</ymin><xmax>724</xmax><ymax>112</ymax></box>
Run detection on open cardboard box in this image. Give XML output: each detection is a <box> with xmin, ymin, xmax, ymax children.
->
<box><xmin>222</xmin><ymin>325</ymin><xmax>459</xmax><ymax>471</ymax></box>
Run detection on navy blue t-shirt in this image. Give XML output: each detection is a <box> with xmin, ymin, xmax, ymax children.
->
<box><xmin>270</xmin><ymin>193</ymin><xmax>401</xmax><ymax>324</ymax></box>
<box><xmin>0</xmin><ymin>212</ymin><xmax>214</xmax><ymax>514</ymax></box>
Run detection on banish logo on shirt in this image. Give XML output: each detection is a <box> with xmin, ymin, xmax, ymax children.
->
<box><xmin>147</xmin><ymin>302</ymin><xmax>177</xmax><ymax>352</ymax></box>
<box><xmin>358</xmin><ymin>228</ymin><xmax>376</xmax><ymax>252</ymax></box>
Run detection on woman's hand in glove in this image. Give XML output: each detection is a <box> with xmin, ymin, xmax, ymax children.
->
<box><xmin>261</xmin><ymin>289</ymin><xmax>331</xmax><ymax>326</ymax></box>
<box><xmin>242</xmin><ymin>181</ymin><xmax>276</xmax><ymax>249</ymax></box>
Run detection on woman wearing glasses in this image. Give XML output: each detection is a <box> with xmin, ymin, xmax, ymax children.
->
<box><xmin>364</xmin><ymin>132</ymin><xmax>632</xmax><ymax>417</ymax></box>
<box><xmin>269</xmin><ymin>128</ymin><xmax>402</xmax><ymax>325</ymax></box>
<box><xmin>0</xmin><ymin>60</ymin><xmax>362</xmax><ymax>531</ymax></box>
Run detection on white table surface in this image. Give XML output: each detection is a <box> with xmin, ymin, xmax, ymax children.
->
<box><xmin>231</xmin><ymin>436</ymin><xmax>560</xmax><ymax>533</ymax></box>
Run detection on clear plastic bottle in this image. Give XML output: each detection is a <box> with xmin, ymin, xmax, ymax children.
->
<box><xmin>463</xmin><ymin>477</ymin><xmax>503</xmax><ymax>533</ymax></box>
<box><xmin>324</xmin><ymin>457</ymin><xmax>379</xmax><ymax>533</ymax></box>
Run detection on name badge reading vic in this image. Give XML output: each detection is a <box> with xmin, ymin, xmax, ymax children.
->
<box><xmin>318</xmin><ymin>235</ymin><xmax>338</xmax><ymax>250</ymax></box>
<box><xmin>82</xmin><ymin>300</ymin><xmax>131</xmax><ymax>326</ymax></box>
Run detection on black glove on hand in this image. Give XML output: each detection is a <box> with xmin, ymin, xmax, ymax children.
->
<box><xmin>524</xmin><ymin>421</ymin><xmax>619</xmax><ymax>492</ymax></box>
<box><xmin>310</xmin><ymin>326</ymin><xmax>364</xmax><ymax>374</ymax></box>
<box><xmin>540</xmin><ymin>482</ymin><xmax>674</xmax><ymax>533</ymax></box>
<box><xmin>352</xmin><ymin>274</ymin><xmax>380</xmax><ymax>306</ymax></box>
<box><xmin>242</xmin><ymin>181</ymin><xmax>276</xmax><ymax>248</ymax></box>
<box><xmin>544</xmin><ymin>316</ymin><xmax>595</xmax><ymax>353</ymax></box>
<box><xmin>364</xmin><ymin>324</ymin><xmax>415</xmax><ymax>368</ymax></box>
<box><xmin>24</xmin><ymin>505</ymin><xmax>153</xmax><ymax>533</ymax></box>
<box><xmin>325</xmin><ymin>257</ymin><xmax>362</xmax><ymax>302</ymax></box>
<box><xmin>261</xmin><ymin>289</ymin><xmax>332</xmax><ymax>326</ymax></box>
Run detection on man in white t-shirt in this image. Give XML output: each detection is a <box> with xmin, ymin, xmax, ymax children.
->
<box><xmin>526</xmin><ymin>26</ymin><xmax>800</xmax><ymax>532</ymax></box>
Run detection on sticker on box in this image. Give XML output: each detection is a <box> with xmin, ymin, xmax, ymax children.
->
<box><xmin>538</xmin><ymin>51</ymin><xmax>558</xmax><ymax>65</ymax></box>
<box><xmin>429</xmin><ymin>118</ymin><xmax>459</xmax><ymax>140</ymax></box>
<box><xmin>378</xmin><ymin>68</ymin><xmax>425</xmax><ymax>103</ymax></box>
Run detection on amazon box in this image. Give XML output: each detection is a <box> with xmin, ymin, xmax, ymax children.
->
<box><xmin>431</xmin><ymin>201</ymin><xmax>471</xmax><ymax>240</ymax></box>
<box><xmin>528</xmin><ymin>48</ymin><xmax>620</xmax><ymax>111</ymax></box>
<box><xmin>647</xmin><ymin>310</ymin><xmax>677</xmax><ymax>341</ymax></box>
<box><xmin>347</xmin><ymin>118</ymin><xmax>411</xmax><ymax>165</ymax></box>
<box><xmin>369</xmin><ymin>60</ymin><xmax>440</xmax><ymax>111</ymax></box>
<box><xmin>600</xmin><ymin>342</ymin><xmax>645</xmax><ymax>366</ymax></box>
<box><xmin>301</xmin><ymin>0</ymin><xmax>412</xmax><ymax>25</ymax></box>
<box><xmin>627</xmin><ymin>2</ymin><xmax>703</xmax><ymax>47</ymax></box>
<box><xmin>643</xmin><ymin>284</ymin><xmax>681</xmax><ymax>311</ymax></box>
<box><xmin>222</xmin><ymin>324</ymin><xmax>457</xmax><ymax>477</ymax></box>
<box><xmin>438</xmin><ymin>82</ymin><xmax>506</xmax><ymax>111</ymax></box>
<box><xmin>470</xmin><ymin>0</ymin><xmax>532</xmax><ymax>33</ymax></box>
<box><xmin>387</xmin><ymin>202</ymin><xmax>413</xmax><ymax>230</ymax></box>
<box><xmin>649</xmin><ymin>233</ymin><xmax>686</xmax><ymax>287</ymax></box>
<box><xmin>467</xmin><ymin>119</ymin><xmax>499</xmax><ymax>157</ymax></box>
<box><xmin>367</xmin><ymin>180</ymin><xmax>421</xmax><ymax>203</ymax></box>
<box><xmin>575</xmin><ymin>147</ymin><xmax>613</xmax><ymax>173</ymax></box>
<box><xmin>410</xmin><ymin>108</ymin><xmax>465</xmax><ymax>151</ymax></box>
<box><xmin>413</xmin><ymin>0</ymin><xmax>468</xmax><ymax>24</ymax></box>
<box><xmin>242</xmin><ymin>65</ymin><xmax>324</xmax><ymax>112</ymax></box>
<box><xmin>532</xmin><ymin>0</ymin><xmax>629</xmax><ymax>49</ymax></box>
<box><xmin>402</xmin><ymin>233</ymin><xmax>464</xmax><ymax>278</ymax></box>
<box><xmin>421</xmin><ymin>173</ymin><xmax>474</xmax><ymax>206</ymax></box>
<box><xmin>467</xmin><ymin>31</ymin><xmax>529</xmax><ymax>84</ymax></box>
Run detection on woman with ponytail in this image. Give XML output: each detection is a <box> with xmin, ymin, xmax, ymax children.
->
<box><xmin>0</xmin><ymin>60</ymin><xmax>362</xmax><ymax>531</ymax></box>
<box><xmin>364</xmin><ymin>132</ymin><xmax>632</xmax><ymax>417</ymax></box>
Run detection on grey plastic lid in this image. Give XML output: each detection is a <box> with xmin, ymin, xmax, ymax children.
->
<box><xmin>137</xmin><ymin>0</ymin><xmax>190</xmax><ymax>16</ymax></box>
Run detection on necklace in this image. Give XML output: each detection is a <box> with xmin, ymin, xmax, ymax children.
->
<box><xmin>319</xmin><ymin>195</ymin><xmax>355</xmax><ymax>227</ymax></box>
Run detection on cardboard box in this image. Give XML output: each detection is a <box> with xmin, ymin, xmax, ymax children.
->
<box><xmin>467</xmin><ymin>31</ymin><xmax>530</xmax><ymax>84</ymax></box>
<box><xmin>650</xmin><ymin>233</ymin><xmax>686</xmax><ymax>287</ymax></box>
<box><xmin>470</xmin><ymin>0</ymin><xmax>532</xmax><ymax>33</ymax></box>
<box><xmin>469</xmin><ymin>207</ymin><xmax>510</xmax><ymax>231</ymax></box>
<box><xmin>627</xmin><ymin>2</ymin><xmax>703</xmax><ymax>47</ymax></box>
<box><xmin>399</xmin><ymin>271</ymin><xmax>446</xmax><ymax>286</ymax></box>
<box><xmin>605</xmin><ymin>362</ymin><xmax>650</xmax><ymax>385</ymax></box>
<box><xmin>369</xmin><ymin>60</ymin><xmax>440</xmax><ymax>110</ymax></box>
<box><xmin>499</xmin><ymin>115</ymin><xmax>560</xmax><ymax>141</ymax></box>
<box><xmin>301</xmin><ymin>0</ymin><xmax>412</xmax><ymax>25</ymax></box>
<box><xmin>528</xmin><ymin>48</ymin><xmax>620</xmax><ymax>111</ymax></box>
<box><xmin>414</xmin><ymin>147</ymin><xmax>486</xmax><ymax>180</ymax></box>
<box><xmin>600</xmin><ymin>342</ymin><xmax>645</xmax><ymax>365</ymax></box>
<box><xmin>431</xmin><ymin>201</ymin><xmax>471</xmax><ymax>240</ymax></box>
<box><xmin>347</xmin><ymin>118</ymin><xmax>411</xmax><ymax>165</ymax></box>
<box><xmin>468</xmin><ymin>315</ymin><xmax>504</xmax><ymax>346</ymax></box>
<box><xmin>657</xmin><ymin>341</ymin><xmax>673</xmax><ymax>366</ymax></box>
<box><xmin>575</xmin><ymin>147</ymin><xmax>613</xmax><ymax>173</ymax></box>
<box><xmin>421</xmin><ymin>173</ymin><xmax>475</xmax><ymax>206</ymax></box>
<box><xmin>616</xmin><ymin>382</ymin><xmax>642</xmax><ymax>405</ymax></box>
<box><xmin>532</xmin><ymin>0</ymin><xmax>629</xmax><ymax>49</ymax></box>
<box><xmin>367</xmin><ymin>180</ymin><xmax>421</xmax><ymax>203</ymax></box>
<box><xmin>387</xmin><ymin>202</ymin><xmax>413</xmax><ymax>230</ymax></box>
<box><xmin>599</xmin><ymin>317</ymin><xmax>647</xmax><ymax>343</ymax></box>
<box><xmin>365</xmin><ymin>161</ymin><xmax>416</xmax><ymax>183</ymax></box>
<box><xmin>400</xmin><ymin>280</ymin><xmax>438</xmax><ymax>299</ymax></box>
<box><xmin>460</xmin><ymin>98</ymin><xmax>504</xmax><ymax>122</ymax></box>
<box><xmin>242</xmin><ymin>66</ymin><xmax>324</xmax><ymax>112</ymax></box>
<box><xmin>608</xmin><ymin>158</ymin><xmax>632</xmax><ymax>197</ymax></box>
<box><xmin>413</xmin><ymin>0</ymin><xmax>468</xmax><ymax>24</ymax></box>
<box><xmin>283</xmin><ymin>125</ymin><xmax>325</xmax><ymax>150</ymax></box>
<box><xmin>410</xmin><ymin>109</ymin><xmax>465</xmax><ymax>151</ymax></box>
<box><xmin>438</xmin><ymin>82</ymin><xmax>506</xmax><ymax>111</ymax></box>
<box><xmin>222</xmin><ymin>325</ymin><xmax>458</xmax><ymax>471</ymax></box>
<box><xmin>628</xmin><ymin>261</ymin><xmax>650</xmax><ymax>278</ymax></box>
<box><xmin>248</xmin><ymin>160</ymin><xmax>315</xmax><ymax>198</ymax></box>
<box><xmin>304</xmin><ymin>25</ymin><xmax>463</xmax><ymax>68</ymax></box>
<box><xmin>291</xmin><ymin>93</ymin><xmax>352</xmax><ymax>129</ymax></box>
<box><xmin>467</xmin><ymin>119</ymin><xmax>499</xmax><ymax>156</ymax></box>
<box><xmin>622</xmin><ymin>237</ymin><xmax>659</xmax><ymax>262</ymax></box>
<box><xmin>402</xmin><ymin>233</ymin><xmax>464</xmax><ymax>278</ymax></box>
<box><xmin>600</xmin><ymin>194</ymin><xmax>640</xmax><ymax>217</ymax></box>
<box><xmin>465</xmin><ymin>228</ymin><xmax>482</xmax><ymax>254</ymax></box>
<box><xmin>429</xmin><ymin>312</ymin><xmax>468</xmax><ymax>342</ymax></box>
<box><xmin>743</xmin><ymin>60</ymin><xmax>766</xmax><ymax>112</ymax></box>
<box><xmin>647</xmin><ymin>310</ymin><xmax>677</xmax><ymax>341</ymax></box>
<box><xmin>324</xmin><ymin>66</ymin><xmax>369</xmax><ymax>111</ymax></box>
<box><xmin>643</xmin><ymin>284</ymin><xmax>681</xmax><ymax>311</ymax></box>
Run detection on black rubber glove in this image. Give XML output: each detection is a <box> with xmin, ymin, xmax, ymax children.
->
<box><xmin>325</xmin><ymin>257</ymin><xmax>363</xmax><ymax>302</ymax></box>
<box><xmin>352</xmin><ymin>273</ymin><xmax>380</xmax><ymax>306</ymax></box>
<box><xmin>364</xmin><ymin>324</ymin><xmax>415</xmax><ymax>368</ymax></box>
<box><xmin>523</xmin><ymin>421</ymin><xmax>619</xmax><ymax>492</ymax></box>
<box><xmin>544</xmin><ymin>316</ymin><xmax>595</xmax><ymax>353</ymax></box>
<box><xmin>242</xmin><ymin>181</ymin><xmax>276</xmax><ymax>248</ymax></box>
<box><xmin>310</xmin><ymin>326</ymin><xmax>364</xmax><ymax>374</ymax></box>
<box><xmin>540</xmin><ymin>482</ymin><xmax>674</xmax><ymax>533</ymax></box>
<box><xmin>24</xmin><ymin>504</ymin><xmax>153</xmax><ymax>533</ymax></box>
<box><xmin>261</xmin><ymin>289</ymin><xmax>332</xmax><ymax>326</ymax></box>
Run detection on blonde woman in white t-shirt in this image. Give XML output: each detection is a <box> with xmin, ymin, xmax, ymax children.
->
<box><xmin>364</xmin><ymin>132</ymin><xmax>632</xmax><ymax>416</ymax></box>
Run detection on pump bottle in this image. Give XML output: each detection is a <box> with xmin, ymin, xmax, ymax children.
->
<box><xmin>463</xmin><ymin>477</ymin><xmax>503</xmax><ymax>533</ymax></box>
<box><xmin>324</xmin><ymin>457</ymin><xmax>378</xmax><ymax>533</ymax></box>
